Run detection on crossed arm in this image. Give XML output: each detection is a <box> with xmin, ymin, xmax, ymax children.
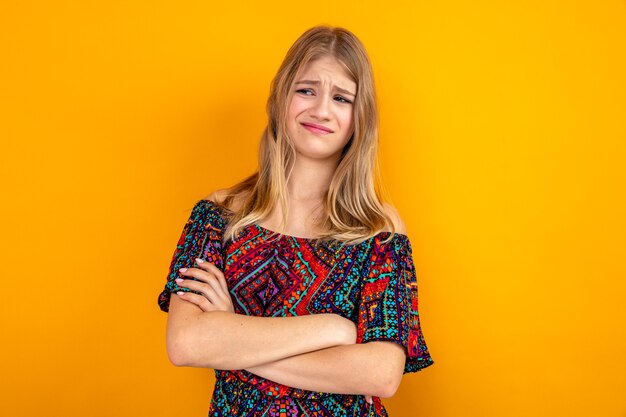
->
<box><xmin>165</xmin><ymin>261</ymin><xmax>406</xmax><ymax>399</ymax></box>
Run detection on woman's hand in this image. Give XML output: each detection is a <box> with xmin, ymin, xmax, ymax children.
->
<box><xmin>175</xmin><ymin>258</ymin><xmax>234</xmax><ymax>313</ymax></box>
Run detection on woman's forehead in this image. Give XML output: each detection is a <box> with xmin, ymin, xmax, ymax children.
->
<box><xmin>295</xmin><ymin>56</ymin><xmax>357</xmax><ymax>93</ymax></box>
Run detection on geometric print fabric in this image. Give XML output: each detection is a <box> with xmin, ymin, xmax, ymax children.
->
<box><xmin>158</xmin><ymin>199</ymin><xmax>434</xmax><ymax>416</ymax></box>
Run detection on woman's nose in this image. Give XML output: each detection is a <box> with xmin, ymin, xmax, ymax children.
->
<box><xmin>310</xmin><ymin>95</ymin><xmax>331</xmax><ymax>120</ymax></box>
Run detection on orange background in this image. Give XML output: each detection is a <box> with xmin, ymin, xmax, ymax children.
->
<box><xmin>1</xmin><ymin>1</ymin><xmax>625</xmax><ymax>416</ymax></box>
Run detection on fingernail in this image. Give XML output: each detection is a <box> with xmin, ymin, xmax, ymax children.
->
<box><xmin>196</xmin><ymin>258</ymin><xmax>204</xmax><ymax>264</ymax></box>
<box><xmin>176</xmin><ymin>291</ymin><xmax>185</xmax><ymax>296</ymax></box>
<box><xmin>179</xmin><ymin>267</ymin><xmax>187</xmax><ymax>272</ymax></box>
<box><xmin>175</xmin><ymin>278</ymin><xmax>183</xmax><ymax>283</ymax></box>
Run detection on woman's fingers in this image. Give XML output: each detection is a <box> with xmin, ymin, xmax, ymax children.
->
<box><xmin>176</xmin><ymin>278</ymin><xmax>222</xmax><ymax>306</ymax></box>
<box><xmin>195</xmin><ymin>259</ymin><xmax>230</xmax><ymax>294</ymax></box>
<box><xmin>175</xmin><ymin>291</ymin><xmax>217</xmax><ymax>311</ymax></box>
<box><xmin>179</xmin><ymin>265</ymin><xmax>226</xmax><ymax>301</ymax></box>
<box><xmin>178</xmin><ymin>260</ymin><xmax>235</xmax><ymax>313</ymax></box>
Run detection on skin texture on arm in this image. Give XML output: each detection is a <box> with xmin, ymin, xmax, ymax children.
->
<box><xmin>166</xmin><ymin>294</ymin><xmax>356</xmax><ymax>369</ymax></box>
<box><xmin>244</xmin><ymin>340</ymin><xmax>406</xmax><ymax>398</ymax></box>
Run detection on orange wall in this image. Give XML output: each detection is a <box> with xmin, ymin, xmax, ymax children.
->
<box><xmin>1</xmin><ymin>1</ymin><xmax>625</xmax><ymax>416</ymax></box>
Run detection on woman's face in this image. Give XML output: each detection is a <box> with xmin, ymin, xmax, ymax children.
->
<box><xmin>286</xmin><ymin>56</ymin><xmax>356</xmax><ymax>163</ymax></box>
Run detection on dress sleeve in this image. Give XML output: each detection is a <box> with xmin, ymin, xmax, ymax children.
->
<box><xmin>357</xmin><ymin>233</ymin><xmax>434</xmax><ymax>373</ymax></box>
<box><xmin>157</xmin><ymin>199</ymin><xmax>226</xmax><ymax>313</ymax></box>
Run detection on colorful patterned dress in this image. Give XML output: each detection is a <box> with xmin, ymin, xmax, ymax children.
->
<box><xmin>158</xmin><ymin>199</ymin><xmax>434</xmax><ymax>416</ymax></box>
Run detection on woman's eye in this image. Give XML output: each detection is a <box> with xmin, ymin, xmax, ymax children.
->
<box><xmin>334</xmin><ymin>96</ymin><xmax>352</xmax><ymax>104</ymax></box>
<box><xmin>296</xmin><ymin>88</ymin><xmax>314</xmax><ymax>95</ymax></box>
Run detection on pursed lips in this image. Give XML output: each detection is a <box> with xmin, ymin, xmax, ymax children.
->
<box><xmin>301</xmin><ymin>122</ymin><xmax>334</xmax><ymax>133</ymax></box>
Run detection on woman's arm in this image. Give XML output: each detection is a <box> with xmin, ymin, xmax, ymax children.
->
<box><xmin>166</xmin><ymin>294</ymin><xmax>356</xmax><ymax>369</ymax></box>
<box><xmin>244</xmin><ymin>340</ymin><xmax>406</xmax><ymax>399</ymax></box>
<box><xmin>168</xmin><ymin>257</ymin><xmax>404</xmax><ymax>399</ymax></box>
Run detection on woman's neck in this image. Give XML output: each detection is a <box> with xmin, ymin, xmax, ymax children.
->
<box><xmin>286</xmin><ymin>156</ymin><xmax>338</xmax><ymax>200</ymax></box>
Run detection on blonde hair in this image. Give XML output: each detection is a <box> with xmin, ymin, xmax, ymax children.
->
<box><xmin>218</xmin><ymin>25</ymin><xmax>396</xmax><ymax>246</ymax></box>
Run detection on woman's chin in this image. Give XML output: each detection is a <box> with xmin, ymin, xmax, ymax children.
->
<box><xmin>293</xmin><ymin>148</ymin><xmax>344</xmax><ymax>162</ymax></box>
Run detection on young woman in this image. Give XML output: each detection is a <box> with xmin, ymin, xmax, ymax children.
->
<box><xmin>158</xmin><ymin>25</ymin><xmax>434</xmax><ymax>416</ymax></box>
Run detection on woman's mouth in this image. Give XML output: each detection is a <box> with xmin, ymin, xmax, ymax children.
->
<box><xmin>301</xmin><ymin>122</ymin><xmax>333</xmax><ymax>134</ymax></box>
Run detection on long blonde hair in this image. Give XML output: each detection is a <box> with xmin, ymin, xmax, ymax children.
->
<box><xmin>218</xmin><ymin>25</ymin><xmax>396</xmax><ymax>246</ymax></box>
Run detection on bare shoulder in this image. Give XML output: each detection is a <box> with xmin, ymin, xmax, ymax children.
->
<box><xmin>204</xmin><ymin>188</ymin><xmax>229</xmax><ymax>204</ymax></box>
<box><xmin>382</xmin><ymin>202</ymin><xmax>408</xmax><ymax>235</ymax></box>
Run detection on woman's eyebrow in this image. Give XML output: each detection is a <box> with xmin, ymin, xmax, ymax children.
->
<box><xmin>295</xmin><ymin>80</ymin><xmax>356</xmax><ymax>97</ymax></box>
